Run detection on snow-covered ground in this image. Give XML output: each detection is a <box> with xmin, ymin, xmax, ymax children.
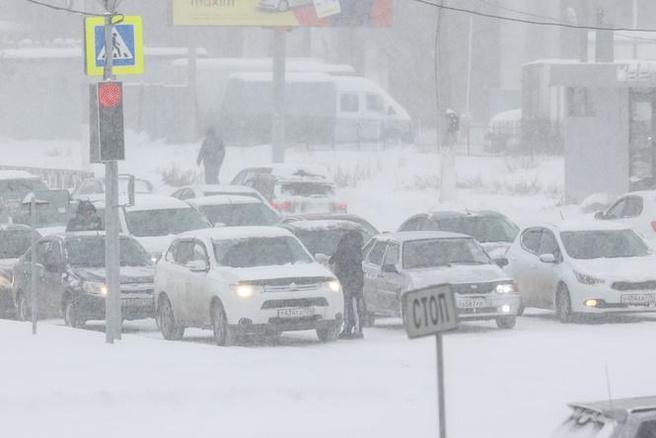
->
<box><xmin>0</xmin><ymin>135</ymin><xmax>631</xmax><ymax>438</ymax></box>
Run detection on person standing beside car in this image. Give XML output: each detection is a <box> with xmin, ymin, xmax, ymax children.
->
<box><xmin>330</xmin><ymin>230</ymin><xmax>365</xmax><ymax>339</ymax></box>
<box><xmin>197</xmin><ymin>128</ymin><xmax>226</xmax><ymax>185</ymax></box>
<box><xmin>66</xmin><ymin>200</ymin><xmax>102</xmax><ymax>232</ymax></box>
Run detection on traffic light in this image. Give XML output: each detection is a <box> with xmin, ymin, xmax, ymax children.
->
<box><xmin>89</xmin><ymin>81</ymin><xmax>125</xmax><ymax>162</ymax></box>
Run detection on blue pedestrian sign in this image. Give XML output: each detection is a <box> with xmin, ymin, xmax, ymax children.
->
<box><xmin>84</xmin><ymin>16</ymin><xmax>144</xmax><ymax>76</ymax></box>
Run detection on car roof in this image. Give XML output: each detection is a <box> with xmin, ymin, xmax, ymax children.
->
<box><xmin>184</xmin><ymin>184</ymin><xmax>260</xmax><ymax>194</ymax></box>
<box><xmin>241</xmin><ymin>164</ymin><xmax>329</xmax><ymax>180</ymax></box>
<box><xmin>47</xmin><ymin>231</ymin><xmax>134</xmax><ymax>240</ymax></box>
<box><xmin>93</xmin><ymin>195</ymin><xmax>192</xmax><ymax>211</ymax></box>
<box><xmin>571</xmin><ymin>396</ymin><xmax>656</xmax><ymax>417</ymax></box>
<box><xmin>187</xmin><ymin>195</ymin><xmax>262</xmax><ymax>207</ymax></box>
<box><xmin>377</xmin><ymin>231</ymin><xmax>471</xmax><ymax>243</ymax></box>
<box><xmin>178</xmin><ymin>226</ymin><xmax>294</xmax><ymax>241</ymax></box>
<box><xmin>283</xmin><ymin>220</ymin><xmax>361</xmax><ymax>232</ymax></box>
<box><xmin>537</xmin><ymin>220</ymin><xmax>631</xmax><ymax>233</ymax></box>
<box><xmin>0</xmin><ymin>170</ymin><xmax>40</xmax><ymax>181</ymax></box>
<box><xmin>426</xmin><ymin>209</ymin><xmax>506</xmax><ymax>219</ymax></box>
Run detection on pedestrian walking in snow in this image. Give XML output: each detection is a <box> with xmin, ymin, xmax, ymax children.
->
<box><xmin>197</xmin><ymin>128</ymin><xmax>225</xmax><ymax>185</ymax></box>
<box><xmin>330</xmin><ymin>230</ymin><xmax>365</xmax><ymax>339</ymax></box>
<box><xmin>66</xmin><ymin>200</ymin><xmax>102</xmax><ymax>232</ymax></box>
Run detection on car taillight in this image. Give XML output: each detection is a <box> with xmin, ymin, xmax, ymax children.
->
<box><xmin>651</xmin><ymin>221</ymin><xmax>656</xmax><ymax>232</ymax></box>
<box><xmin>333</xmin><ymin>202</ymin><xmax>348</xmax><ymax>212</ymax></box>
<box><xmin>272</xmin><ymin>201</ymin><xmax>292</xmax><ymax>212</ymax></box>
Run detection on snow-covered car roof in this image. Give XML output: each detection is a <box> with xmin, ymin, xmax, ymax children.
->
<box><xmin>543</xmin><ymin>220</ymin><xmax>632</xmax><ymax>233</ymax></box>
<box><xmin>92</xmin><ymin>195</ymin><xmax>192</xmax><ymax>212</ymax></box>
<box><xmin>50</xmin><ymin>231</ymin><xmax>135</xmax><ymax>240</ymax></box>
<box><xmin>187</xmin><ymin>195</ymin><xmax>263</xmax><ymax>207</ymax></box>
<box><xmin>427</xmin><ymin>209</ymin><xmax>508</xmax><ymax>218</ymax></box>
<box><xmin>570</xmin><ymin>396</ymin><xmax>656</xmax><ymax>416</ymax></box>
<box><xmin>283</xmin><ymin>220</ymin><xmax>361</xmax><ymax>232</ymax></box>
<box><xmin>178</xmin><ymin>184</ymin><xmax>261</xmax><ymax>195</ymax></box>
<box><xmin>246</xmin><ymin>164</ymin><xmax>329</xmax><ymax>180</ymax></box>
<box><xmin>0</xmin><ymin>170</ymin><xmax>40</xmax><ymax>181</ymax></box>
<box><xmin>179</xmin><ymin>226</ymin><xmax>294</xmax><ymax>241</ymax></box>
<box><xmin>0</xmin><ymin>224</ymin><xmax>34</xmax><ymax>232</ymax></box>
<box><xmin>380</xmin><ymin>231</ymin><xmax>471</xmax><ymax>243</ymax></box>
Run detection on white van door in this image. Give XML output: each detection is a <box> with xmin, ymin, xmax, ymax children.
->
<box><xmin>335</xmin><ymin>91</ymin><xmax>361</xmax><ymax>143</ymax></box>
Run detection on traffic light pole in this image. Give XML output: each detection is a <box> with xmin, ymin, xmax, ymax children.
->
<box><xmin>272</xmin><ymin>29</ymin><xmax>286</xmax><ymax>164</ymax></box>
<box><xmin>103</xmin><ymin>3</ymin><xmax>121</xmax><ymax>343</ymax></box>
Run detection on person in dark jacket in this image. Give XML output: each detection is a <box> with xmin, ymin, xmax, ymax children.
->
<box><xmin>197</xmin><ymin>128</ymin><xmax>226</xmax><ymax>184</ymax></box>
<box><xmin>330</xmin><ymin>230</ymin><xmax>365</xmax><ymax>339</ymax></box>
<box><xmin>66</xmin><ymin>201</ymin><xmax>103</xmax><ymax>232</ymax></box>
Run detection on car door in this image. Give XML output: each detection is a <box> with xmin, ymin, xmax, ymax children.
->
<box><xmin>184</xmin><ymin>239</ymin><xmax>211</xmax><ymax>326</ymax></box>
<box><xmin>37</xmin><ymin>240</ymin><xmax>66</xmax><ymax>317</ymax></box>
<box><xmin>534</xmin><ymin>229</ymin><xmax>564</xmax><ymax>308</ymax></box>
<box><xmin>362</xmin><ymin>239</ymin><xmax>390</xmax><ymax>315</ymax></box>
<box><xmin>507</xmin><ymin>228</ymin><xmax>543</xmax><ymax>308</ymax></box>
<box><xmin>377</xmin><ymin>241</ymin><xmax>403</xmax><ymax>313</ymax></box>
<box><xmin>164</xmin><ymin>239</ymin><xmax>195</xmax><ymax>325</ymax></box>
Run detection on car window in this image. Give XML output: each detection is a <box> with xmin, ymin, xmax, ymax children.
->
<box><xmin>538</xmin><ymin>230</ymin><xmax>560</xmax><ymax>256</ymax></box>
<box><xmin>35</xmin><ymin>240</ymin><xmax>50</xmax><ymax>265</ymax></box>
<box><xmin>340</xmin><ymin>93</ymin><xmax>359</xmax><ymax>113</ymax></box>
<box><xmin>125</xmin><ymin>208</ymin><xmax>209</xmax><ymax>237</ymax></box>
<box><xmin>366</xmin><ymin>93</ymin><xmax>384</xmax><ymax>113</ymax></box>
<box><xmin>43</xmin><ymin>241</ymin><xmax>62</xmax><ymax>269</ymax></box>
<box><xmin>605</xmin><ymin>198</ymin><xmax>626</xmax><ymax>219</ymax></box>
<box><xmin>561</xmin><ymin>229</ymin><xmax>650</xmax><ymax>259</ymax></box>
<box><xmin>66</xmin><ymin>237</ymin><xmax>150</xmax><ymax>267</ymax></box>
<box><xmin>383</xmin><ymin>242</ymin><xmax>400</xmax><ymax>266</ymax></box>
<box><xmin>521</xmin><ymin>228</ymin><xmax>543</xmax><ymax>255</ymax></box>
<box><xmin>636</xmin><ymin>420</ymin><xmax>656</xmax><ymax>438</ymax></box>
<box><xmin>214</xmin><ymin>236</ymin><xmax>313</xmax><ymax>268</ymax></box>
<box><xmin>399</xmin><ymin>216</ymin><xmax>426</xmax><ymax>232</ymax></box>
<box><xmin>403</xmin><ymin>238</ymin><xmax>490</xmax><ymax>269</ymax></box>
<box><xmin>0</xmin><ymin>229</ymin><xmax>34</xmax><ymax>259</ymax></box>
<box><xmin>200</xmin><ymin>203</ymin><xmax>279</xmax><ymax>227</ymax></box>
<box><xmin>432</xmin><ymin>215</ymin><xmax>519</xmax><ymax>243</ymax></box>
<box><xmin>362</xmin><ymin>238</ymin><xmax>376</xmax><ymax>259</ymax></box>
<box><xmin>366</xmin><ymin>241</ymin><xmax>388</xmax><ymax>266</ymax></box>
<box><xmin>169</xmin><ymin>240</ymin><xmax>194</xmax><ymax>265</ymax></box>
<box><xmin>622</xmin><ymin>196</ymin><xmax>644</xmax><ymax>218</ymax></box>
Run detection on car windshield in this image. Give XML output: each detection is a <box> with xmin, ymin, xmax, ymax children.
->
<box><xmin>551</xmin><ymin>412</ymin><xmax>616</xmax><ymax>438</ymax></box>
<box><xmin>199</xmin><ymin>203</ymin><xmax>279</xmax><ymax>226</ymax></box>
<box><xmin>0</xmin><ymin>229</ymin><xmax>33</xmax><ymax>258</ymax></box>
<box><xmin>403</xmin><ymin>238</ymin><xmax>491</xmax><ymax>269</ymax></box>
<box><xmin>65</xmin><ymin>237</ymin><xmax>150</xmax><ymax>267</ymax></box>
<box><xmin>213</xmin><ymin>236</ymin><xmax>313</xmax><ymax>268</ymax></box>
<box><xmin>125</xmin><ymin>208</ymin><xmax>209</xmax><ymax>237</ymax></box>
<box><xmin>434</xmin><ymin>215</ymin><xmax>519</xmax><ymax>243</ymax></box>
<box><xmin>561</xmin><ymin>230</ymin><xmax>650</xmax><ymax>259</ymax></box>
<box><xmin>294</xmin><ymin>228</ymin><xmax>361</xmax><ymax>256</ymax></box>
<box><xmin>204</xmin><ymin>191</ymin><xmax>258</xmax><ymax>201</ymax></box>
<box><xmin>280</xmin><ymin>182</ymin><xmax>335</xmax><ymax>197</ymax></box>
<box><xmin>0</xmin><ymin>179</ymin><xmax>48</xmax><ymax>201</ymax></box>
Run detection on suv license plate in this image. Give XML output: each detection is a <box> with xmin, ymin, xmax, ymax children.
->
<box><xmin>277</xmin><ymin>307</ymin><xmax>314</xmax><ymax>318</ymax></box>
<box><xmin>621</xmin><ymin>294</ymin><xmax>655</xmax><ymax>306</ymax></box>
<box><xmin>458</xmin><ymin>297</ymin><xmax>486</xmax><ymax>309</ymax></box>
<box><xmin>121</xmin><ymin>297</ymin><xmax>152</xmax><ymax>307</ymax></box>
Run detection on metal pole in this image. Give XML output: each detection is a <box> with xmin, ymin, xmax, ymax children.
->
<box><xmin>633</xmin><ymin>0</ymin><xmax>639</xmax><ymax>59</ymax></box>
<box><xmin>30</xmin><ymin>198</ymin><xmax>37</xmax><ymax>335</ymax></box>
<box><xmin>272</xmin><ymin>29</ymin><xmax>286</xmax><ymax>164</ymax></box>
<box><xmin>436</xmin><ymin>335</ymin><xmax>447</xmax><ymax>438</ymax></box>
<box><xmin>465</xmin><ymin>15</ymin><xmax>473</xmax><ymax>156</ymax></box>
<box><xmin>103</xmin><ymin>2</ymin><xmax>121</xmax><ymax>343</ymax></box>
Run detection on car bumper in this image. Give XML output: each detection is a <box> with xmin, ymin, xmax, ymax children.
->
<box><xmin>455</xmin><ymin>293</ymin><xmax>521</xmax><ymax>321</ymax></box>
<box><xmin>571</xmin><ymin>284</ymin><xmax>656</xmax><ymax>314</ymax></box>
<box><xmin>74</xmin><ymin>293</ymin><xmax>155</xmax><ymax>321</ymax></box>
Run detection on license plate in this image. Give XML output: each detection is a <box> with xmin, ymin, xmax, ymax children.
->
<box><xmin>277</xmin><ymin>307</ymin><xmax>314</xmax><ymax>318</ymax></box>
<box><xmin>621</xmin><ymin>294</ymin><xmax>655</xmax><ymax>306</ymax></box>
<box><xmin>458</xmin><ymin>297</ymin><xmax>486</xmax><ymax>309</ymax></box>
<box><xmin>121</xmin><ymin>297</ymin><xmax>152</xmax><ymax>307</ymax></box>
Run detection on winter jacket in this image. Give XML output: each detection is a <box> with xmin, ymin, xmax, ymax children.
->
<box><xmin>330</xmin><ymin>231</ymin><xmax>364</xmax><ymax>296</ymax></box>
<box><xmin>197</xmin><ymin>135</ymin><xmax>225</xmax><ymax>167</ymax></box>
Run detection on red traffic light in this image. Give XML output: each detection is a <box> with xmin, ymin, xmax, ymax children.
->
<box><xmin>98</xmin><ymin>82</ymin><xmax>122</xmax><ymax>108</ymax></box>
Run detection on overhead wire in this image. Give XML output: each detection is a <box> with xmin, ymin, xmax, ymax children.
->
<box><xmin>24</xmin><ymin>0</ymin><xmax>102</xmax><ymax>16</ymax></box>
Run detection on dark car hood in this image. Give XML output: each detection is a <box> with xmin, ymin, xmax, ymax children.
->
<box><xmin>72</xmin><ymin>266</ymin><xmax>154</xmax><ymax>284</ymax></box>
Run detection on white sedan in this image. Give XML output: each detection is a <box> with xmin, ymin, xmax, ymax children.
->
<box><xmin>595</xmin><ymin>190</ymin><xmax>656</xmax><ymax>247</ymax></box>
<box><xmin>506</xmin><ymin>220</ymin><xmax>656</xmax><ymax>322</ymax></box>
<box><xmin>154</xmin><ymin>226</ymin><xmax>344</xmax><ymax>345</ymax></box>
<box><xmin>186</xmin><ymin>195</ymin><xmax>280</xmax><ymax>227</ymax></box>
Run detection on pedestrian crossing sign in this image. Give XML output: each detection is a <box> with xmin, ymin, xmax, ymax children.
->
<box><xmin>84</xmin><ymin>15</ymin><xmax>144</xmax><ymax>76</ymax></box>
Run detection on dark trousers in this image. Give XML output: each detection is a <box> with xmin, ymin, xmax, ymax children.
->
<box><xmin>343</xmin><ymin>293</ymin><xmax>365</xmax><ymax>335</ymax></box>
<box><xmin>203</xmin><ymin>163</ymin><xmax>220</xmax><ymax>184</ymax></box>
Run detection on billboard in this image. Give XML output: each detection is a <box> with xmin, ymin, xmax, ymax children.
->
<box><xmin>171</xmin><ymin>0</ymin><xmax>392</xmax><ymax>27</ymax></box>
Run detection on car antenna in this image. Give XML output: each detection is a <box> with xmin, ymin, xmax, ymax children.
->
<box><xmin>605</xmin><ymin>365</ymin><xmax>615</xmax><ymax>411</ymax></box>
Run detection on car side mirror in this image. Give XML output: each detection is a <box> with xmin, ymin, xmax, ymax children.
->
<box><xmin>494</xmin><ymin>257</ymin><xmax>509</xmax><ymax>268</ymax></box>
<box><xmin>382</xmin><ymin>264</ymin><xmax>399</xmax><ymax>274</ymax></box>
<box><xmin>186</xmin><ymin>260</ymin><xmax>209</xmax><ymax>273</ymax></box>
<box><xmin>594</xmin><ymin>211</ymin><xmax>606</xmax><ymax>220</ymax></box>
<box><xmin>539</xmin><ymin>253</ymin><xmax>557</xmax><ymax>264</ymax></box>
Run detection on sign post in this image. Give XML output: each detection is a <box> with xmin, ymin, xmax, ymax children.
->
<box><xmin>402</xmin><ymin>284</ymin><xmax>458</xmax><ymax>438</ymax></box>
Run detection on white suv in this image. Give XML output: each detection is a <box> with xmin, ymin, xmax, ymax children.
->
<box><xmin>154</xmin><ymin>226</ymin><xmax>344</xmax><ymax>345</ymax></box>
<box><xmin>595</xmin><ymin>191</ymin><xmax>656</xmax><ymax>247</ymax></box>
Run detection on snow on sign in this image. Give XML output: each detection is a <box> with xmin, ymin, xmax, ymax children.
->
<box><xmin>313</xmin><ymin>0</ymin><xmax>342</xmax><ymax>18</ymax></box>
<box><xmin>402</xmin><ymin>284</ymin><xmax>457</xmax><ymax>339</ymax></box>
<box><xmin>84</xmin><ymin>16</ymin><xmax>144</xmax><ymax>76</ymax></box>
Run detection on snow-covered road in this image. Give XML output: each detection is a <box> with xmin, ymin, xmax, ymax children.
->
<box><xmin>3</xmin><ymin>312</ymin><xmax>656</xmax><ymax>438</ymax></box>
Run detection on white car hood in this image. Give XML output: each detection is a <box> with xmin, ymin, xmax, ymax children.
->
<box><xmin>134</xmin><ymin>236</ymin><xmax>175</xmax><ymax>256</ymax></box>
<box><xmin>407</xmin><ymin>264</ymin><xmax>510</xmax><ymax>290</ymax></box>
<box><xmin>573</xmin><ymin>256</ymin><xmax>656</xmax><ymax>283</ymax></box>
<box><xmin>481</xmin><ymin>242</ymin><xmax>511</xmax><ymax>259</ymax></box>
<box><xmin>219</xmin><ymin>262</ymin><xmax>334</xmax><ymax>283</ymax></box>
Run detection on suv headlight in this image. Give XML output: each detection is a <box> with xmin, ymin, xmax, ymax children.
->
<box><xmin>83</xmin><ymin>281</ymin><xmax>107</xmax><ymax>297</ymax></box>
<box><xmin>233</xmin><ymin>284</ymin><xmax>263</xmax><ymax>298</ymax></box>
<box><xmin>574</xmin><ymin>271</ymin><xmax>605</xmax><ymax>285</ymax></box>
<box><xmin>495</xmin><ymin>282</ymin><xmax>515</xmax><ymax>294</ymax></box>
<box><xmin>325</xmin><ymin>280</ymin><xmax>341</xmax><ymax>293</ymax></box>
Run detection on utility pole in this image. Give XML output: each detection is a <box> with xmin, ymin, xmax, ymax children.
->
<box><xmin>633</xmin><ymin>0</ymin><xmax>639</xmax><ymax>59</ymax></box>
<box><xmin>103</xmin><ymin>0</ymin><xmax>121</xmax><ymax>344</ymax></box>
<box><xmin>272</xmin><ymin>29</ymin><xmax>286</xmax><ymax>163</ymax></box>
<box><xmin>464</xmin><ymin>15</ymin><xmax>473</xmax><ymax>156</ymax></box>
<box><xmin>437</xmin><ymin>1</ymin><xmax>456</xmax><ymax>203</ymax></box>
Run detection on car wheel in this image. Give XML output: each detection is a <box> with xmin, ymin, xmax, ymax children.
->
<box><xmin>63</xmin><ymin>297</ymin><xmax>84</xmax><ymax>328</ymax></box>
<box><xmin>157</xmin><ymin>296</ymin><xmax>185</xmax><ymax>340</ymax></box>
<box><xmin>211</xmin><ymin>300</ymin><xmax>234</xmax><ymax>346</ymax></box>
<box><xmin>316</xmin><ymin>324</ymin><xmax>339</xmax><ymax>342</ymax></box>
<box><xmin>495</xmin><ymin>315</ymin><xmax>517</xmax><ymax>329</ymax></box>
<box><xmin>15</xmin><ymin>292</ymin><xmax>29</xmax><ymax>322</ymax></box>
<box><xmin>556</xmin><ymin>285</ymin><xmax>574</xmax><ymax>324</ymax></box>
<box><xmin>278</xmin><ymin>0</ymin><xmax>289</xmax><ymax>12</ymax></box>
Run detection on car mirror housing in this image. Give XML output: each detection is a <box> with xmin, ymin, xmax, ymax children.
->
<box><xmin>382</xmin><ymin>264</ymin><xmax>399</xmax><ymax>274</ymax></box>
<box><xmin>539</xmin><ymin>253</ymin><xmax>557</xmax><ymax>264</ymax></box>
<box><xmin>186</xmin><ymin>260</ymin><xmax>209</xmax><ymax>273</ymax></box>
<box><xmin>494</xmin><ymin>257</ymin><xmax>509</xmax><ymax>268</ymax></box>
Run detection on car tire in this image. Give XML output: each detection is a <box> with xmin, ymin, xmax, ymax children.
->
<box><xmin>556</xmin><ymin>285</ymin><xmax>574</xmax><ymax>324</ymax></box>
<box><xmin>495</xmin><ymin>315</ymin><xmax>516</xmax><ymax>329</ymax></box>
<box><xmin>15</xmin><ymin>292</ymin><xmax>29</xmax><ymax>322</ymax></box>
<box><xmin>211</xmin><ymin>300</ymin><xmax>234</xmax><ymax>346</ymax></box>
<box><xmin>278</xmin><ymin>0</ymin><xmax>289</xmax><ymax>12</ymax></box>
<box><xmin>157</xmin><ymin>296</ymin><xmax>185</xmax><ymax>340</ymax></box>
<box><xmin>316</xmin><ymin>324</ymin><xmax>340</xmax><ymax>342</ymax></box>
<box><xmin>63</xmin><ymin>297</ymin><xmax>84</xmax><ymax>328</ymax></box>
